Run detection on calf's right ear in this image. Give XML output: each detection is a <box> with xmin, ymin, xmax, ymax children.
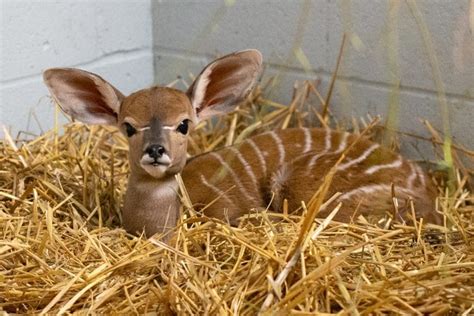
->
<box><xmin>43</xmin><ymin>68</ymin><xmax>124</xmax><ymax>125</ymax></box>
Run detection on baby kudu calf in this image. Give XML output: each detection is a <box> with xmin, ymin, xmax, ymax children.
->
<box><xmin>43</xmin><ymin>50</ymin><xmax>441</xmax><ymax>237</ymax></box>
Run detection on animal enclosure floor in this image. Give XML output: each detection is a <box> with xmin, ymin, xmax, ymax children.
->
<box><xmin>1</xmin><ymin>83</ymin><xmax>473</xmax><ymax>314</ymax></box>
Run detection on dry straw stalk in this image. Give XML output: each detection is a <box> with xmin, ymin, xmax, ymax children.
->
<box><xmin>0</xmin><ymin>80</ymin><xmax>473</xmax><ymax>314</ymax></box>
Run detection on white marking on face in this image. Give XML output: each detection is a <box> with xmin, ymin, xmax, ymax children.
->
<box><xmin>123</xmin><ymin>117</ymin><xmax>151</xmax><ymax>133</ymax></box>
<box><xmin>161</xmin><ymin>120</ymin><xmax>193</xmax><ymax>133</ymax></box>
<box><xmin>141</xmin><ymin>153</ymin><xmax>171</xmax><ymax>165</ymax></box>
<box><xmin>365</xmin><ymin>156</ymin><xmax>403</xmax><ymax>175</ymax></box>
<box><xmin>141</xmin><ymin>164</ymin><xmax>168</xmax><ymax>178</ymax></box>
<box><xmin>337</xmin><ymin>144</ymin><xmax>380</xmax><ymax>171</ymax></box>
<box><xmin>140</xmin><ymin>153</ymin><xmax>173</xmax><ymax>178</ymax></box>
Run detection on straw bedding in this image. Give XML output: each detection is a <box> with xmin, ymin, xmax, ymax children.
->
<box><xmin>0</xmin><ymin>82</ymin><xmax>473</xmax><ymax>314</ymax></box>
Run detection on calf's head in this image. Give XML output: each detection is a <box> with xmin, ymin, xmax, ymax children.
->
<box><xmin>43</xmin><ymin>50</ymin><xmax>263</xmax><ymax>180</ymax></box>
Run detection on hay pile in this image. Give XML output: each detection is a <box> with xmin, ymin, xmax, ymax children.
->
<box><xmin>1</xmin><ymin>81</ymin><xmax>473</xmax><ymax>314</ymax></box>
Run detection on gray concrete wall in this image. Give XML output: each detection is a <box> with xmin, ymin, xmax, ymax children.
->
<box><xmin>1</xmin><ymin>0</ymin><xmax>472</xmax><ymax>158</ymax></box>
<box><xmin>0</xmin><ymin>0</ymin><xmax>154</xmax><ymax>138</ymax></box>
<box><xmin>152</xmin><ymin>0</ymin><xmax>474</xmax><ymax>158</ymax></box>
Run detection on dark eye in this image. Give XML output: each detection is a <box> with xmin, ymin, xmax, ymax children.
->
<box><xmin>176</xmin><ymin>119</ymin><xmax>189</xmax><ymax>135</ymax></box>
<box><xmin>124</xmin><ymin>122</ymin><xmax>137</xmax><ymax>137</ymax></box>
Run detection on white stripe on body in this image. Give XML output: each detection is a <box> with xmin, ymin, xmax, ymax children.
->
<box><xmin>199</xmin><ymin>174</ymin><xmax>234</xmax><ymax>206</ymax></box>
<box><xmin>414</xmin><ymin>164</ymin><xmax>426</xmax><ymax>187</ymax></box>
<box><xmin>407</xmin><ymin>163</ymin><xmax>418</xmax><ymax>190</ymax></box>
<box><xmin>334</xmin><ymin>132</ymin><xmax>349</xmax><ymax>154</ymax></box>
<box><xmin>270</xmin><ymin>131</ymin><xmax>285</xmax><ymax>166</ymax></box>
<box><xmin>247</xmin><ymin>138</ymin><xmax>267</xmax><ymax>175</ymax></box>
<box><xmin>337</xmin><ymin>144</ymin><xmax>380</xmax><ymax>171</ymax></box>
<box><xmin>210</xmin><ymin>152</ymin><xmax>256</xmax><ymax>203</ymax></box>
<box><xmin>303</xmin><ymin>128</ymin><xmax>312</xmax><ymax>153</ymax></box>
<box><xmin>308</xmin><ymin>127</ymin><xmax>332</xmax><ymax>170</ymax></box>
<box><xmin>229</xmin><ymin>146</ymin><xmax>259</xmax><ymax>192</ymax></box>
<box><xmin>339</xmin><ymin>183</ymin><xmax>416</xmax><ymax>201</ymax></box>
<box><xmin>365</xmin><ymin>156</ymin><xmax>403</xmax><ymax>175</ymax></box>
<box><xmin>324</xmin><ymin>126</ymin><xmax>331</xmax><ymax>151</ymax></box>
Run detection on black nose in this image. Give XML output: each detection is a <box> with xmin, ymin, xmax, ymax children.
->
<box><xmin>146</xmin><ymin>145</ymin><xmax>166</xmax><ymax>159</ymax></box>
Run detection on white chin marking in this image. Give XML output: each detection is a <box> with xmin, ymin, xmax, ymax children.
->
<box><xmin>140</xmin><ymin>154</ymin><xmax>172</xmax><ymax>166</ymax></box>
<box><xmin>142</xmin><ymin>164</ymin><xmax>168</xmax><ymax>178</ymax></box>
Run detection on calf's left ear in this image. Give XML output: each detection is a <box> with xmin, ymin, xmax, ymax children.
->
<box><xmin>187</xmin><ymin>49</ymin><xmax>263</xmax><ymax>121</ymax></box>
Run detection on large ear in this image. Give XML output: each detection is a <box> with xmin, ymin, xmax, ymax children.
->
<box><xmin>187</xmin><ymin>49</ymin><xmax>263</xmax><ymax>121</ymax></box>
<box><xmin>43</xmin><ymin>68</ymin><xmax>124</xmax><ymax>125</ymax></box>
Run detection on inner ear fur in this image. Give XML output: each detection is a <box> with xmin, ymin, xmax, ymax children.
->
<box><xmin>187</xmin><ymin>49</ymin><xmax>263</xmax><ymax>121</ymax></box>
<box><xmin>43</xmin><ymin>68</ymin><xmax>124</xmax><ymax>125</ymax></box>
